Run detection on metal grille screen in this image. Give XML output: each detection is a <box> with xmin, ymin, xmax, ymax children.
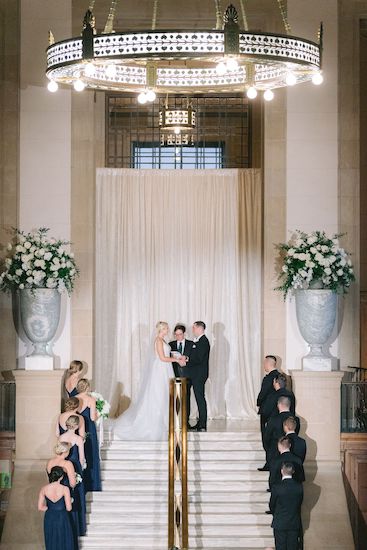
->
<box><xmin>106</xmin><ymin>94</ymin><xmax>251</xmax><ymax>169</ymax></box>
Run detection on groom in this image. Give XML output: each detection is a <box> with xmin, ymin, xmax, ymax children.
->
<box><xmin>186</xmin><ymin>321</ymin><xmax>210</xmax><ymax>432</ymax></box>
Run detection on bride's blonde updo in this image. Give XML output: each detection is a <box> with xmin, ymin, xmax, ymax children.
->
<box><xmin>156</xmin><ymin>321</ymin><xmax>168</xmax><ymax>335</ymax></box>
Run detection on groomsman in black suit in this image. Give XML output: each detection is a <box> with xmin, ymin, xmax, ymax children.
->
<box><xmin>269</xmin><ymin>436</ymin><xmax>305</xmax><ymax>489</ymax></box>
<box><xmin>262</xmin><ymin>373</ymin><xmax>296</xmax><ymax>420</ymax></box>
<box><xmin>257</xmin><ymin>355</ymin><xmax>279</xmax><ymax>471</ymax></box>
<box><xmin>270</xmin><ymin>463</ymin><xmax>303</xmax><ymax>550</ymax></box>
<box><xmin>283</xmin><ymin>417</ymin><xmax>307</xmax><ymax>463</ymax></box>
<box><xmin>186</xmin><ymin>321</ymin><xmax>210</xmax><ymax>432</ymax></box>
<box><xmin>169</xmin><ymin>324</ymin><xmax>194</xmax><ymax>426</ymax></box>
<box><xmin>264</xmin><ymin>396</ymin><xmax>300</xmax><ymax>466</ymax></box>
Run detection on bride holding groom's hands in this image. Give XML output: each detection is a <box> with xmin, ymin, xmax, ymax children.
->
<box><xmin>112</xmin><ymin>321</ymin><xmax>210</xmax><ymax>440</ymax></box>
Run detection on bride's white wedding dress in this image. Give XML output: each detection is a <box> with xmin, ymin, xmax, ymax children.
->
<box><xmin>112</xmin><ymin>340</ymin><xmax>175</xmax><ymax>441</ymax></box>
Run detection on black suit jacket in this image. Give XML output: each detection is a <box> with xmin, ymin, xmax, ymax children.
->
<box><xmin>264</xmin><ymin>412</ymin><xmax>300</xmax><ymax>452</ymax></box>
<box><xmin>186</xmin><ymin>334</ymin><xmax>210</xmax><ymax>381</ymax></box>
<box><xmin>169</xmin><ymin>339</ymin><xmax>194</xmax><ymax>377</ymax></box>
<box><xmin>270</xmin><ymin>478</ymin><xmax>303</xmax><ymax>531</ymax></box>
<box><xmin>269</xmin><ymin>451</ymin><xmax>305</xmax><ymax>487</ymax></box>
<box><xmin>287</xmin><ymin>433</ymin><xmax>307</xmax><ymax>463</ymax></box>
<box><xmin>257</xmin><ymin>369</ymin><xmax>279</xmax><ymax>414</ymax></box>
<box><xmin>262</xmin><ymin>388</ymin><xmax>296</xmax><ymax>420</ymax></box>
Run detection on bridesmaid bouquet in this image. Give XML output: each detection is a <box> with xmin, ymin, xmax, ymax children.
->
<box><xmin>75</xmin><ymin>473</ymin><xmax>83</xmax><ymax>485</ymax></box>
<box><xmin>90</xmin><ymin>391</ymin><xmax>111</xmax><ymax>420</ymax></box>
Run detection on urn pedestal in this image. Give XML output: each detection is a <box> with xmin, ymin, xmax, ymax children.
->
<box><xmin>295</xmin><ymin>289</ymin><xmax>339</xmax><ymax>371</ymax></box>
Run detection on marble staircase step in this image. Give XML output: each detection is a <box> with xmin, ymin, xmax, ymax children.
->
<box><xmin>105</xmin><ymin>431</ymin><xmax>262</xmax><ymax>442</ymax></box>
<box><xmin>85</xmin><ymin>522</ymin><xmax>273</xmax><ymax>536</ymax></box>
<box><xmin>101</xmin><ymin>449</ymin><xmax>264</xmax><ymax>461</ymax></box>
<box><xmin>87</xmin><ymin>501</ymin><xmax>269</xmax><ymax>514</ymax></box>
<box><xmin>79</xmin><ymin>534</ymin><xmax>275</xmax><ymax>549</ymax></box>
<box><xmin>99</xmin><ymin>479</ymin><xmax>269</xmax><ymax>492</ymax></box>
<box><xmin>86</xmin><ymin>511</ymin><xmax>271</xmax><ymax>525</ymax></box>
<box><xmin>87</xmin><ymin>490</ymin><xmax>270</xmax><ymax>504</ymax></box>
<box><xmin>100</xmin><ymin>469</ymin><xmax>268</xmax><ymax>482</ymax></box>
<box><xmin>100</xmin><ymin>458</ymin><xmax>263</xmax><ymax>470</ymax></box>
<box><xmin>104</xmin><ymin>440</ymin><xmax>263</xmax><ymax>451</ymax></box>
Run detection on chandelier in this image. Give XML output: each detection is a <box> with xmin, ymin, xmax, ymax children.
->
<box><xmin>46</xmin><ymin>1</ymin><xmax>323</xmax><ymax>101</ymax></box>
<box><xmin>159</xmin><ymin>102</ymin><xmax>196</xmax><ymax>146</ymax></box>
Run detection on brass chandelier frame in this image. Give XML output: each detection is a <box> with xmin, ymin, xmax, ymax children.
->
<box><xmin>45</xmin><ymin>2</ymin><xmax>323</xmax><ymax>96</ymax></box>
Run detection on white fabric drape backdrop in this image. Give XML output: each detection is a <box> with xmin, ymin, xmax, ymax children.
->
<box><xmin>95</xmin><ymin>168</ymin><xmax>261</xmax><ymax>419</ymax></box>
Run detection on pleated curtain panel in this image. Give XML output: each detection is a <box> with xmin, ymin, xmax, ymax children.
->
<box><xmin>95</xmin><ymin>168</ymin><xmax>262</xmax><ymax>419</ymax></box>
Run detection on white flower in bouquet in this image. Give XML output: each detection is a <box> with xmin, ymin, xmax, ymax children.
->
<box><xmin>90</xmin><ymin>391</ymin><xmax>111</xmax><ymax>420</ymax></box>
<box><xmin>275</xmin><ymin>230</ymin><xmax>355</xmax><ymax>299</ymax></box>
<box><xmin>0</xmin><ymin>228</ymin><xmax>79</xmax><ymax>295</ymax></box>
<box><xmin>75</xmin><ymin>473</ymin><xmax>83</xmax><ymax>485</ymax></box>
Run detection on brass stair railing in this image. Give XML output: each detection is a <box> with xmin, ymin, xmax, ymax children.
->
<box><xmin>168</xmin><ymin>378</ymin><xmax>188</xmax><ymax>550</ymax></box>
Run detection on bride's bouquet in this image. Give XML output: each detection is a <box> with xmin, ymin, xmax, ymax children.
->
<box><xmin>90</xmin><ymin>391</ymin><xmax>111</xmax><ymax>420</ymax></box>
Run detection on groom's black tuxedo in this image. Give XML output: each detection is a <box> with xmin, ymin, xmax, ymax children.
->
<box><xmin>186</xmin><ymin>334</ymin><xmax>210</xmax><ymax>429</ymax></box>
<box><xmin>169</xmin><ymin>339</ymin><xmax>194</xmax><ymax>378</ymax></box>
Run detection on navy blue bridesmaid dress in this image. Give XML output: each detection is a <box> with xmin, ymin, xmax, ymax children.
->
<box><xmin>44</xmin><ymin>495</ymin><xmax>76</xmax><ymax>550</ymax></box>
<box><xmin>80</xmin><ymin>407</ymin><xmax>101</xmax><ymax>492</ymax></box>
<box><xmin>63</xmin><ymin>443</ymin><xmax>87</xmax><ymax>536</ymax></box>
<box><xmin>66</xmin><ymin>387</ymin><xmax>79</xmax><ymax>398</ymax></box>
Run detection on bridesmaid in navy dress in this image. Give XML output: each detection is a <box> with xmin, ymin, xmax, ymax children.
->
<box><xmin>59</xmin><ymin>416</ymin><xmax>87</xmax><ymax>536</ymax></box>
<box><xmin>76</xmin><ymin>378</ymin><xmax>102</xmax><ymax>492</ymax></box>
<box><xmin>64</xmin><ymin>360</ymin><xmax>84</xmax><ymax>398</ymax></box>
<box><xmin>38</xmin><ymin>466</ymin><xmax>76</xmax><ymax>550</ymax></box>
<box><xmin>57</xmin><ymin>397</ymin><xmax>85</xmax><ymax>438</ymax></box>
<box><xmin>47</xmin><ymin>440</ymin><xmax>86</xmax><ymax>539</ymax></box>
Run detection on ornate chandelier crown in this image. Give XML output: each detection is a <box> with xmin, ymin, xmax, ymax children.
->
<box><xmin>46</xmin><ymin>1</ymin><xmax>323</xmax><ymax>101</ymax></box>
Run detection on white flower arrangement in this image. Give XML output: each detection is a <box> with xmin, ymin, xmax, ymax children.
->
<box><xmin>90</xmin><ymin>391</ymin><xmax>111</xmax><ymax>419</ymax></box>
<box><xmin>275</xmin><ymin>230</ymin><xmax>355</xmax><ymax>299</ymax></box>
<box><xmin>0</xmin><ymin>228</ymin><xmax>79</xmax><ymax>295</ymax></box>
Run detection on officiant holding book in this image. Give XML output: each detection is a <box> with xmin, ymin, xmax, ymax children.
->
<box><xmin>169</xmin><ymin>324</ymin><xmax>194</xmax><ymax>378</ymax></box>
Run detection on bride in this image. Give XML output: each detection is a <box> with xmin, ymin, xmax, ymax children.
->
<box><xmin>112</xmin><ymin>321</ymin><xmax>186</xmax><ymax>441</ymax></box>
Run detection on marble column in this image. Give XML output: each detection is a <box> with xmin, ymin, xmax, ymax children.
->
<box><xmin>18</xmin><ymin>0</ymin><xmax>72</xmax><ymax>370</ymax></box>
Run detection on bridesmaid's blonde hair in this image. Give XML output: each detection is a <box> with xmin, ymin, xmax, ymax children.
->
<box><xmin>54</xmin><ymin>441</ymin><xmax>71</xmax><ymax>455</ymax></box>
<box><xmin>64</xmin><ymin>397</ymin><xmax>79</xmax><ymax>412</ymax></box>
<box><xmin>66</xmin><ymin>415</ymin><xmax>80</xmax><ymax>430</ymax></box>
<box><xmin>76</xmin><ymin>378</ymin><xmax>90</xmax><ymax>393</ymax></box>
<box><xmin>156</xmin><ymin>321</ymin><xmax>168</xmax><ymax>334</ymax></box>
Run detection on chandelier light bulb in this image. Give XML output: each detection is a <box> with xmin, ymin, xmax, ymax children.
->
<box><xmin>312</xmin><ymin>72</ymin><xmax>324</xmax><ymax>85</ymax></box>
<box><xmin>47</xmin><ymin>80</ymin><xmax>58</xmax><ymax>93</ymax></box>
<box><xmin>264</xmin><ymin>89</ymin><xmax>274</xmax><ymax>101</ymax></box>
<box><xmin>246</xmin><ymin>86</ymin><xmax>257</xmax><ymax>99</ymax></box>
<box><xmin>174</xmin><ymin>127</ymin><xmax>181</xmax><ymax>135</ymax></box>
<box><xmin>84</xmin><ymin>62</ymin><xmax>95</xmax><ymax>77</ymax></box>
<box><xmin>226</xmin><ymin>58</ymin><xmax>239</xmax><ymax>72</ymax></box>
<box><xmin>105</xmin><ymin>64</ymin><xmax>117</xmax><ymax>78</ymax></box>
<box><xmin>146</xmin><ymin>89</ymin><xmax>156</xmax><ymax>102</ymax></box>
<box><xmin>216</xmin><ymin>61</ymin><xmax>227</xmax><ymax>76</ymax></box>
<box><xmin>137</xmin><ymin>92</ymin><xmax>148</xmax><ymax>104</ymax></box>
<box><xmin>286</xmin><ymin>72</ymin><xmax>297</xmax><ymax>86</ymax></box>
<box><xmin>73</xmin><ymin>79</ymin><xmax>85</xmax><ymax>92</ymax></box>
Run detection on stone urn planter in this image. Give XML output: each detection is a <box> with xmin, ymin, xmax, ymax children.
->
<box><xmin>295</xmin><ymin>289</ymin><xmax>338</xmax><ymax>371</ymax></box>
<box><xmin>19</xmin><ymin>288</ymin><xmax>61</xmax><ymax>360</ymax></box>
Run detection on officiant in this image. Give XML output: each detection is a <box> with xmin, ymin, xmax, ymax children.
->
<box><xmin>169</xmin><ymin>324</ymin><xmax>194</xmax><ymax>378</ymax></box>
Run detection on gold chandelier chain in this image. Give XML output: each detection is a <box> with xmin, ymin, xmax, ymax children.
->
<box><xmin>214</xmin><ymin>0</ymin><xmax>222</xmax><ymax>30</ymax></box>
<box><xmin>277</xmin><ymin>0</ymin><xmax>291</xmax><ymax>34</ymax></box>
<box><xmin>152</xmin><ymin>0</ymin><xmax>159</xmax><ymax>31</ymax></box>
<box><xmin>103</xmin><ymin>0</ymin><xmax>119</xmax><ymax>34</ymax></box>
<box><xmin>239</xmin><ymin>0</ymin><xmax>249</xmax><ymax>32</ymax></box>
